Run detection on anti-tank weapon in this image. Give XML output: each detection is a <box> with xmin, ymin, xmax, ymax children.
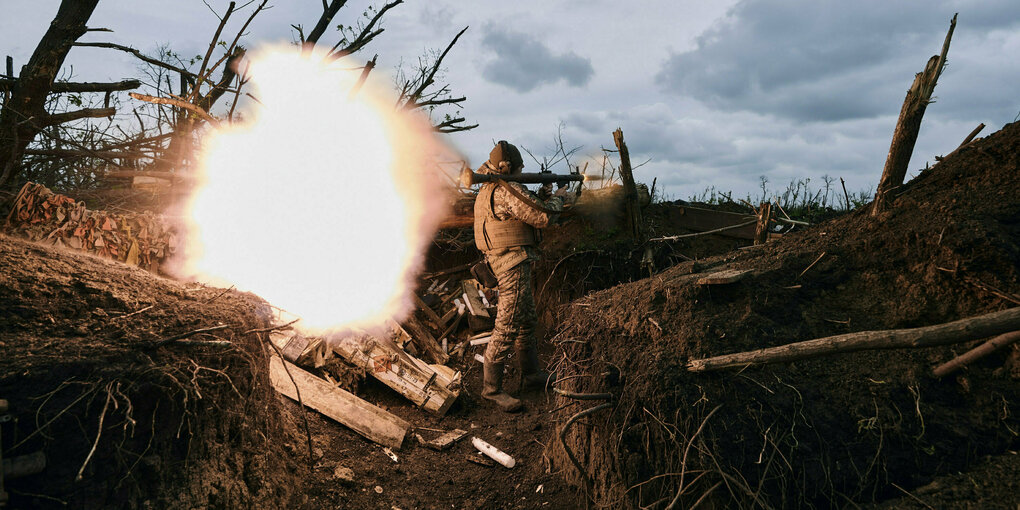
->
<box><xmin>459</xmin><ymin>167</ymin><xmax>595</xmax><ymax>188</ymax></box>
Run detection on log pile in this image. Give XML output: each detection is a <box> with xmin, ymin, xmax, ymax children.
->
<box><xmin>3</xmin><ymin>182</ymin><xmax>179</xmax><ymax>272</ymax></box>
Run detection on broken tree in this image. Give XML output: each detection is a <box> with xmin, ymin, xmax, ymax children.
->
<box><xmin>872</xmin><ymin>14</ymin><xmax>956</xmax><ymax>216</ymax></box>
<box><xmin>612</xmin><ymin>128</ymin><xmax>643</xmax><ymax>239</ymax></box>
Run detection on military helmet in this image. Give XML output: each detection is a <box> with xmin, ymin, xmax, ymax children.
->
<box><xmin>486</xmin><ymin>140</ymin><xmax>524</xmax><ymax>174</ymax></box>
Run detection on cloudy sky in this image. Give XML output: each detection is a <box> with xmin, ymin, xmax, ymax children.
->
<box><xmin>4</xmin><ymin>0</ymin><xmax>1019</xmax><ymax>201</ymax></box>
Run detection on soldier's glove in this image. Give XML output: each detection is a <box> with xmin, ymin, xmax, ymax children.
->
<box><xmin>538</xmin><ymin>182</ymin><xmax>553</xmax><ymax>200</ymax></box>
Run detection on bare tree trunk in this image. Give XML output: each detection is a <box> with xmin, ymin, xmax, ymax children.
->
<box><xmin>0</xmin><ymin>0</ymin><xmax>101</xmax><ymax>189</ymax></box>
<box><xmin>753</xmin><ymin>202</ymin><xmax>772</xmax><ymax>245</ymax></box>
<box><xmin>871</xmin><ymin>14</ymin><xmax>956</xmax><ymax>216</ymax></box>
<box><xmin>613</xmin><ymin>128</ymin><xmax>643</xmax><ymax>239</ymax></box>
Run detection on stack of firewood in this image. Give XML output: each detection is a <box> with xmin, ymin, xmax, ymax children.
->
<box><xmin>3</xmin><ymin>182</ymin><xmax>179</xmax><ymax>272</ymax></box>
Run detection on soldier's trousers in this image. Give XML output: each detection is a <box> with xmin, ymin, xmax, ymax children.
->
<box><xmin>484</xmin><ymin>262</ymin><xmax>536</xmax><ymax>364</ymax></box>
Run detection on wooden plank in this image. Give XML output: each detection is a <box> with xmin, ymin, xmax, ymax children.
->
<box><xmin>414</xmin><ymin>293</ymin><xmax>444</xmax><ymax>328</ymax></box>
<box><xmin>332</xmin><ymin>334</ymin><xmax>459</xmax><ymax>416</ymax></box>
<box><xmin>461</xmin><ymin>280</ymin><xmax>490</xmax><ymax>318</ymax></box>
<box><xmin>269</xmin><ymin>356</ymin><xmax>410</xmax><ymax>449</ymax></box>
<box><xmin>696</xmin><ymin>269</ymin><xmax>752</xmax><ymax>285</ymax></box>
<box><xmin>403</xmin><ymin>316</ymin><xmax>450</xmax><ymax>364</ymax></box>
<box><xmin>674</xmin><ymin>206</ymin><xmax>757</xmax><ymax>240</ymax></box>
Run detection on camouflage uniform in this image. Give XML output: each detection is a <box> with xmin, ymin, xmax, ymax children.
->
<box><xmin>477</xmin><ymin>181</ymin><xmax>563</xmax><ymax>364</ymax></box>
<box><xmin>474</xmin><ymin>141</ymin><xmax>562</xmax><ymax>411</ymax></box>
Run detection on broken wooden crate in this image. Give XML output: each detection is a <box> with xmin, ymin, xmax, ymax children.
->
<box><xmin>270</xmin><ymin>329</ymin><xmax>460</xmax><ymax>416</ymax></box>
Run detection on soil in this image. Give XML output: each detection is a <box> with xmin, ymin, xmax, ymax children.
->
<box><xmin>544</xmin><ymin>121</ymin><xmax>1020</xmax><ymax>508</ymax></box>
<box><xmin>2</xmin><ymin>121</ymin><xmax>1017</xmax><ymax>509</ymax></box>
<box><xmin>0</xmin><ymin>234</ymin><xmax>299</xmax><ymax>509</ymax></box>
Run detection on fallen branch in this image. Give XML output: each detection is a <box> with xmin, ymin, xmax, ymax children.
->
<box><xmin>797</xmin><ymin>252</ymin><xmax>826</xmax><ymax>279</ymax></box>
<box><xmin>128</xmin><ymin>92</ymin><xmax>219</xmax><ymax>127</ymax></box>
<box><xmin>243</xmin><ymin>318</ymin><xmax>300</xmax><ymax>335</ymax></box>
<box><xmin>108</xmin><ymin>304</ymin><xmax>154</xmax><ymax>321</ymax></box>
<box><xmin>151</xmin><ymin>324</ymin><xmax>230</xmax><ymax>347</ymax></box>
<box><xmin>932</xmin><ymin>330</ymin><xmax>1020</xmax><ymax>377</ymax></box>
<box><xmin>687</xmin><ymin>307</ymin><xmax>1020</xmax><ymax>372</ymax></box>
<box><xmin>649</xmin><ymin>220</ymin><xmax>757</xmax><ymax>242</ymax></box>
<box><xmin>936</xmin><ymin>123</ymin><xmax>986</xmax><ymax>163</ymax></box>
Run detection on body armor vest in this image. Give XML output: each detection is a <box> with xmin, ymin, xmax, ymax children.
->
<box><xmin>474</xmin><ymin>182</ymin><xmax>538</xmax><ymax>252</ymax></box>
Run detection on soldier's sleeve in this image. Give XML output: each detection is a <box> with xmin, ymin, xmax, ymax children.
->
<box><xmin>500</xmin><ymin>182</ymin><xmax>563</xmax><ymax>228</ymax></box>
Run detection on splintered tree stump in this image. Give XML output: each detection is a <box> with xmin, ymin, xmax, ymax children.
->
<box><xmin>872</xmin><ymin>14</ymin><xmax>956</xmax><ymax>216</ymax></box>
<box><xmin>754</xmin><ymin>202</ymin><xmax>772</xmax><ymax>245</ymax></box>
<box><xmin>613</xmin><ymin>128</ymin><xmax>643</xmax><ymax>239</ymax></box>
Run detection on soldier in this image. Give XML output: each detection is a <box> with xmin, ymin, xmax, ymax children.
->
<box><xmin>474</xmin><ymin>140</ymin><xmax>565</xmax><ymax>412</ymax></box>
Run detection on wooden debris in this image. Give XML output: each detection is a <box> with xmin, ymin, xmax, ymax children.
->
<box><xmin>402</xmin><ymin>315</ymin><xmax>449</xmax><ymax>364</ymax></box>
<box><xmin>465</xmin><ymin>453</ymin><xmax>496</xmax><ymax>467</ymax></box>
<box><xmin>461</xmin><ymin>280</ymin><xmax>490</xmax><ymax>318</ymax></box>
<box><xmin>688</xmin><ymin>307</ymin><xmax>1020</xmax><ymax>372</ymax></box>
<box><xmin>668</xmin><ymin>206</ymin><xmax>758</xmax><ymax>240</ymax></box>
<box><xmin>696</xmin><ymin>269</ymin><xmax>751</xmax><ymax>285</ymax></box>
<box><xmin>416</xmin><ymin>428</ymin><xmax>468</xmax><ymax>451</ymax></box>
<box><xmin>414</xmin><ymin>293</ymin><xmax>444</xmax><ymax>329</ymax></box>
<box><xmin>269</xmin><ymin>356</ymin><xmax>410</xmax><ymax>450</ymax></box>
<box><xmin>331</xmin><ymin>333</ymin><xmax>459</xmax><ymax>416</ymax></box>
<box><xmin>933</xmin><ymin>330</ymin><xmax>1020</xmax><ymax>377</ymax></box>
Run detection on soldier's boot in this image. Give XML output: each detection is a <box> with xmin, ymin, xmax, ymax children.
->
<box><xmin>519</xmin><ymin>344</ymin><xmax>554</xmax><ymax>392</ymax></box>
<box><xmin>482</xmin><ymin>361</ymin><xmax>522</xmax><ymax>412</ymax></box>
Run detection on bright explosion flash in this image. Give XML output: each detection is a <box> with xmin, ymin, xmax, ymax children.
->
<box><xmin>184</xmin><ymin>47</ymin><xmax>452</xmax><ymax>333</ymax></box>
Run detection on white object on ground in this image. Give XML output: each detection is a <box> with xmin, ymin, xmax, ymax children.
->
<box><xmin>471</xmin><ymin>436</ymin><xmax>516</xmax><ymax>468</ymax></box>
<box><xmin>473</xmin><ymin>353</ymin><xmax>485</xmax><ymax>363</ymax></box>
<box><xmin>470</xmin><ymin>336</ymin><xmax>491</xmax><ymax>346</ymax></box>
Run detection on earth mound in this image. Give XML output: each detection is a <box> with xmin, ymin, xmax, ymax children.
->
<box><xmin>545</xmin><ymin>121</ymin><xmax>1020</xmax><ymax>508</ymax></box>
<box><xmin>0</xmin><ymin>236</ymin><xmax>299</xmax><ymax>508</ymax></box>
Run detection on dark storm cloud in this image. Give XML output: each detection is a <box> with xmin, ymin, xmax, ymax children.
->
<box><xmin>480</xmin><ymin>26</ymin><xmax>594</xmax><ymax>93</ymax></box>
<box><xmin>656</xmin><ymin>0</ymin><xmax>1020</xmax><ymax>122</ymax></box>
